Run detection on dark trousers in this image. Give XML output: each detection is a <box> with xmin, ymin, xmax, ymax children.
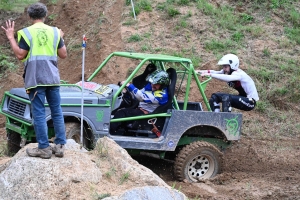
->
<box><xmin>210</xmin><ymin>92</ymin><xmax>256</xmax><ymax>111</ymax></box>
<box><xmin>110</xmin><ymin>108</ymin><xmax>144</xmax><ymax>134</ymax></box>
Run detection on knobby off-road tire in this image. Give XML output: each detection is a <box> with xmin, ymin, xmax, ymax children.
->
<box><xmin>174</xmin><ymin>141</ymin><xmax>223</xmax><ymax>182</ymax></box>
<box><xmin>7</xmin><ymin>130</ymin><xmax>21</xmax><ymax>155</ymax></box>
<box><xmin>65</xmin><ymin>122</ymin><xmax>94</xmax><ymax>150</ymax></box>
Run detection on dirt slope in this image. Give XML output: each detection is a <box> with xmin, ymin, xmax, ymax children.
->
<box><xmin>0</xmin><ymin>0</ymin><xmax>300</xmax><ymax>199</ymax></box>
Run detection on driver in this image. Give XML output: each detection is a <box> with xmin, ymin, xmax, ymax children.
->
<box><xmin>110</xmin><ymin>70</ymin><xmax>170</xmax><ymax>135</ymax></box>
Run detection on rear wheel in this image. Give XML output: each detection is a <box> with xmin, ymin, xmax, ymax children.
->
<box><xmin>65</xmin><ymin>122</ymin><xmax>94</xmax><ymax>150</ymax></box>
<box><xmin>174</xmin><ymin>141</ymin><xmax>223</xmax><ymax>182</ymax></box>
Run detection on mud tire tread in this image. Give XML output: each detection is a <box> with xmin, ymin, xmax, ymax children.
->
<box><xmin>174</xmin><ymin>141</ymin><xmax>223</xmax><ymax>182</ymax></box>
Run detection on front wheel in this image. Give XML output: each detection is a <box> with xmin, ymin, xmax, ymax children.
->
<box><xmin>7</xmin><ymin>130</ymin><xmax>21</xmax><ymax>155</ymax></box>
<box><xmin>65</xmin><ymin>122</ymin><xmax>94</xmax><ymax>150</ymax></box>
<box><xmin>174</xmin><ymin>141</ymin><xmax>223</xmax><ymax>182</ymax></box>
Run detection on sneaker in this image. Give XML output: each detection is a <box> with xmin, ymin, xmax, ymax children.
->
<box><xmin>26</xmin><ymin>146</ymin><xmax>52</xmax><ymax>159</ymax></box>
<box><xmin>51</xmin><ymin>144</ymin><xmax>65</xmax><ymax>158</ymax></box>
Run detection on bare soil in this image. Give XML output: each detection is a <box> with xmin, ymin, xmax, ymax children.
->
<box><xmin>0</xmin><ymin>0</ymin><xmax>300</xmax><ymax>199</ymax></box>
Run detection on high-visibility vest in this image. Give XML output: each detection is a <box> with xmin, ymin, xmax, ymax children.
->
<box><xmin>17</xmin><ymin>22</ymin><xmax>61</xmax><ymax>89</ymax></box>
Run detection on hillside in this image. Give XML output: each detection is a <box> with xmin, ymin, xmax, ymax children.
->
<box><xmin>1</xmin><ymin>0</ymin><xmax>300</xmax><ymax>199</ymax></box>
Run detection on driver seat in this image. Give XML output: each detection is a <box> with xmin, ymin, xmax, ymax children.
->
<box><xmin>133</xmin><ymin>63</ymin><xmax>157</xmax><ymax>89</ymax></box>
<box><xmin>112</xmin><ymin>63</ymin><xmax>157</xmax><ymax>114</ymax></box>
<box><xmin>123</xmin><ymin>63</ymin><xmax>157</xmax><ymax>109</ymax></box>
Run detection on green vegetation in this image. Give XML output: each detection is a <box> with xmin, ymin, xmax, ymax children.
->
<box><xmin>0</xmin><ymin>0</ymin><xmax>38</xmax><ymax>12</ymax></box>
<box><xmin>0</xmin><ymin>46</ymin><xmax>19</xmax><ymax>78</ymax></box>
<box><xmin>127</xmin><ymin>34</ymin><xmax>143</xmax><ymax>42</ymax></box>
<box><xmin>119</xmin><ymin>171</ymin><xmax>130</xmax><ymax>185</ymax></box>
<box><xmin>93</xmin><ymin>192</ymin><xmax>111</xmax><ymax>200</ymax></box>
<box><xmin>127</xmin><ymin>0</ymin><xmax>153</xmax><ymax>17</ymax></box>
<box><xmin>105</xmin><ymin>167</ymin><xmax>116</xmax><ymax>179</ymax></box>
<box><xmin>0</xmin><ymin>141</ymin><xmax>7</xmax><ymax>157</ymax></box>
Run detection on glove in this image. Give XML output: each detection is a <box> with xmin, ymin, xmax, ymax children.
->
<box><xmin>120</xmin><ymin>81</ymin><xmax>130</xmax><ymax>87</ymax></box>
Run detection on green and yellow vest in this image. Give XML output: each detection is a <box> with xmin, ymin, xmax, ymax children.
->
<box><xmin>17</xmin><ymin>22</ymin><xmax>61</xmax><ymax>89</ymax></box>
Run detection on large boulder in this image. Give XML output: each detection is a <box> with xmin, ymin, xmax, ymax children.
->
<box><xmin>0</xmin><ymin>137</ymin><xmax>187</xmax><ymax>200</ymax></box>
<box><xmin>103</xmin><ymin>186</ymin><xmax>186</xmax><ymax>200</ymax></box>
<box><xmin>0</xmin><ymin>140</ymin><xmax>102</xmax><ymax>199</ymax></box>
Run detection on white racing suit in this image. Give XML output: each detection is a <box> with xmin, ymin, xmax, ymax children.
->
<box><xmin>209</xmin><ymin>69</ymin><xmax>259</xmax><ymax>112</ymax></box>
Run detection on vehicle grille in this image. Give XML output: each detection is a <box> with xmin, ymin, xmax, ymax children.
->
<box><xmin>8</xmin><ymin>99</ymin><xmax>26</xmax><ymax>117</ymax></box>
<box><xmin>84</xmin><ymin>100</ymin><xmax>93</xmax><ymax>104</ymax></box>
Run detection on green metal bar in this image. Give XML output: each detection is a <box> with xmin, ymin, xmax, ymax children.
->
<box><xmin>87</xmin><ymin>52</ymin><xmax>114</xmax><ymax>82</ymax></box>
<box><xmin>46</xmin><ymin>103</ymin><xmax>110</xmax><ymax>107</ymax></box>
<box><xmin>193</xmin><ymin>71</ymin><xmax>212</xmax><ymax>111</ymax></box>
<box><xmin>111</xmin><ymin>58</ymin><xmax>149</xmax><ymax>109</ymax></box>
<box><xmin>6</xmin><ymin>123</ymin><xmax>23</xmax><ymax>134</ymax></box>
<box><xmin>1</xmin><ymin>112</ymin><xmax>32</xmax><ymax>126</ymax></box>
<box><xmin>172</xmin><ymin>96</ymin><xmax>179</xmax><ymax>110</ymax></box>
<box><xmin>182</xmin><ymin>64</ymin><xmax>193</xmax><ymax>110</ymax></box>
<box><xmin>5</xmin><ymin>91</ymin><xmax>31</xmax><ymax>104</ymax></box>
<box><xmin>110</xmin><ymin>113</ymin><xmax>171</xmax><ymax>122</ymax></box>
<box><xmin>112</xmin><ymin>52</ymin><xmax>192</xmax><ymax>62</ymax></box>
<box><xmin>179</xmin><ymin>62</ymin><xmax>190</xmax><ymax>71</ymax></box>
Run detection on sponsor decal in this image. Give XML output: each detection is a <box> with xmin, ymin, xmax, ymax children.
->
<box><xmin>225</xmin><ymin>116</ymin><xmax>239</xmax><ymax>136</ymax></box>
<box><xmin>96</xmin><ymin>110</ymin><xmax>104</xmax><ymax>122</ymax></box>
<box><xmin>239</xmin><ymin>98</ymin><xmax>254</xmax><ymax>108</ymax></box>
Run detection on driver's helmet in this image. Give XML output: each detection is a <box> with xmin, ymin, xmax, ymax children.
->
<box><xmin>217</xmin><ymin>54</ymin><xmax>239</xmax><ymax>70</ymax></box>
<box><xmin>146</xmin><ymin>70</ymin><xmax>170</xmax><ymax>86</ymax></box>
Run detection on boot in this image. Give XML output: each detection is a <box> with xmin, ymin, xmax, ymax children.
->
<box><xmin>51</xmin><ymin>144</ymin><xmax>65</xmax><ymax>158</ymax></box>
<box><xmin>26</xmin><ymin>146</ymin><xmax>52</xmax><ymax>159</ymax></box>
<box><xmin>222</xmin><ymin>95</ymin><xmax>231</xmax><ymax>112</ymax></box>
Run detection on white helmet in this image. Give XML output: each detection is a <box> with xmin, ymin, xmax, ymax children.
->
<box><xmin>217</xmin><ymin>54</ymin><xmax>239</xmax><ymax>70</ymax></box>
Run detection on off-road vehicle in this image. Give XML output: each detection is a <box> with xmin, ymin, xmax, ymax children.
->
<box><xmin>0</xmin><ymin>52</ymin><xmax>242</xmax><ymax>182</ymax></box>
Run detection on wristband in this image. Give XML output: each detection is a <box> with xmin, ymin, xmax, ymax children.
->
<box><xmin>207</xmin><ymin>70</ymin><xmax>210</xmax><ymax>73</ymax></box>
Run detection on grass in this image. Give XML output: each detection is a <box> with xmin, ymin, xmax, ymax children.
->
<box><xmin>105</xmin><ymin>167</ymin><xmax>116</xmax><ymax>179</ymax></box>
<box><xmin>0</xmin><ymin>141</ymin><xmax>7</xmax><ymax>157</ymax></box>
<box><xmin>0</xmin><ymin>46</ymin><xmax>19</xmax><ymax>78</ymax></box>
<box><xmin>128</xmin><ymin>0</ymin><xmax>152</xmax><ymax>17</ymax></box>
<box><xmin>204</xmin><ymin>39</ymin><xmax>237</xmax><ymax>54</ymax></box>
<box><xmin>167</xmin><ymin>6</ymin><xmax>180</xmax><ymax>17</ymax></box>
<box><xmin>119</xmin><ymin>171</ymin><xmax>130</xmax><ymax>185</ymax></box>
<box><xmin>127</xmin><ymin>34</ymin><xmax>142</xmax><ymax>43</ymax></box>
<box><xmin>95</xmin><ymin>139</ymin><xmax>108</xmax><ymax>158</ymax></box>
<box><xmin>284</xmin><ymin>27</ymin><xmax>300</xmax><ymax>44</ymax></box>
<box><xmin>93</xmin><ymin>192</ymin><xmax>111</xmax><ymax>200</ymax></box>
<box><xmin>0</xmin><ymin>0</ymin><xmax>38</xmax><ymax>12</ymax></box>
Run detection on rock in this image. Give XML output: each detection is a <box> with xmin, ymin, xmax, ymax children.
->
<box><xmin>0</xmin><ymin>142</ymin><xmax>102</xmax><ymax>200</ymax></box>
<box><xmin>95</xmin><ymin>137</ymin><xmax>168</xmax><ymax>187</ymax></box>
<box><xmin>103</xmin><ymin>186</ymin><xmax>187</xmax><ymax>200</ymax></box>
<box><xmin>0</xmin><ymin>137</ymin><xmax>188</xmax><ymax>199</ymax></box>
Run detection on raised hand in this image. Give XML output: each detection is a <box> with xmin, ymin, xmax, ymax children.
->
<box><xmin>1</xmin><ymin>20</ymin><xmax>15</xmax><ymax>40</ymax></box>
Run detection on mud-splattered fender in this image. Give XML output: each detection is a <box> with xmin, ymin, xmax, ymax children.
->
<box><xmin>163</xmin><ymin>110</ymin><xmax>242</xmax><ymax>151</ymax></box>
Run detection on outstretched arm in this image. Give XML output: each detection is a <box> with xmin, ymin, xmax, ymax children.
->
<box><xmin>195</xmin><ymin>69</ymin><xmax>223</xmax><ymax>74</ymax></box>
<box><xmin>201</xmin><ymin>71</ymin><xmax>242</xmax><ymax>82</ymax></box>
<box><xmin>1</xmin><ymin>20</ymin><xmax>28</xmax><ymax>60</ymax></box>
